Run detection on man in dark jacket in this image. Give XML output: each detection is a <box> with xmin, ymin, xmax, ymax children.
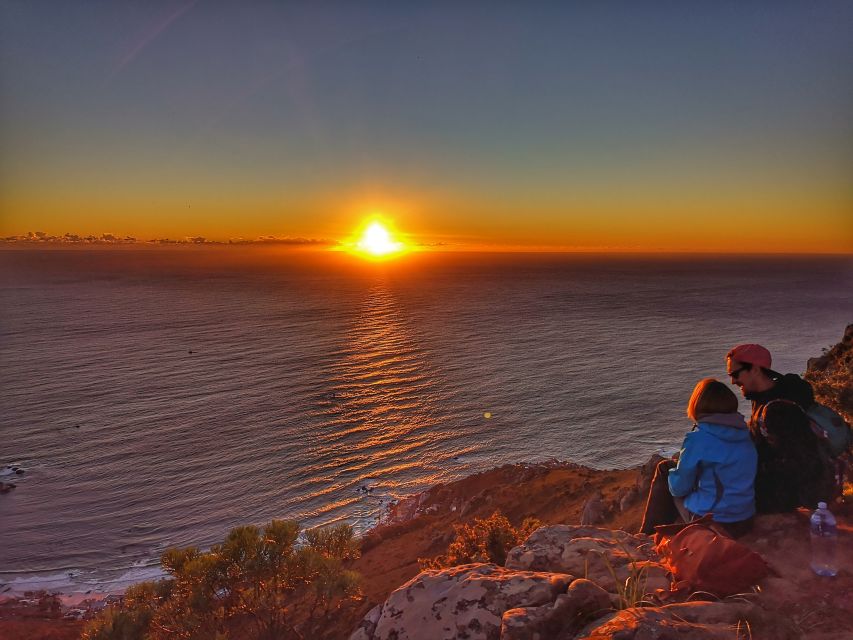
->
<box><xmin>725</xmin><ymin>343</ymin><xmax>832</xmax><ymax>512</ymax></box>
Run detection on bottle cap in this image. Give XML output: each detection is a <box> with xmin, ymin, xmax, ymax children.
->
<box><xmin>818</xmin><ymin>502</ymin><xmax>827</xmax><ymax>509</ymax></box>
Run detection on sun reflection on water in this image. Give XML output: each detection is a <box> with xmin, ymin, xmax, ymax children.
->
<box><xmin>301</xmin><ymin>277</ymin><xmax>459</xmax><ymax>528</ymax></box>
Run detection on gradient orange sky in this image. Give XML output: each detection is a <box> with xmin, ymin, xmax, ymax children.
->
<box><xmin>2</xmin><ymin>2</ymin><xmax>852</xmax><ymax>253</ymax></box>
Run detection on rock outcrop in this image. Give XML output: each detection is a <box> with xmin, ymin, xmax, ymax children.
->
<box><xmin>505</xmin><ymin>525</ymin><xmax>670</xmax><ymax>595</ymax></box>
<box><xmin>350</xmin><ymin>524</ymin><xmax>803</xmax><ymax>640</ymax></box>
<box><xmin>349</xmin><ymin>563</ymin><xmax>573</xmax><ymax>640</ymax></box>
<box><xmin>500</xmin><ymin>579</ymin><xmax>610</xmax><ymax>640</ymax></box>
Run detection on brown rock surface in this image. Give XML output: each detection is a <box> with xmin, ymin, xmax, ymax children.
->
<box><xmin>500</xmin><ymin>578</ymin><xmax>611</xmax><ymax>640</ymax></box>
<box><xmin>578</xmin><ymin>601</ymin><xmax>800</xmax><ymax>640</ymax></box>
<box><xmin>735</xmin><ymin>510</ymin><xmax>853</xmax><ymax>640</ymax></box>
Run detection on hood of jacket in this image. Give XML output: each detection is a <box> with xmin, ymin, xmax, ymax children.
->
<box><xmin>695</xmin><ymin>412</ymin><xmax>751</xmax><ymax>443</ymax></box>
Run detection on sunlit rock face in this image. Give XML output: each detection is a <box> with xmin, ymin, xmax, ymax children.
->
<box><xmin>505</xmin><ymin>525</ymin><xmax>670</xmax><ymax>594</ymax></box>
<box><xmin>576</xmin><ymin>601</ymin><xmax>800</xmax><ymax>640</ymax></box>
<box><xmin>349</xmin><ymin>563</ymin><xmax>572</xmax><ymax>640</ymax></box>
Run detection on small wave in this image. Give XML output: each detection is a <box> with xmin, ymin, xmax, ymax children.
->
<box><xmin>0</xmin><ymin>562</ymin><xmax>165</xmax><ymax>597</ymax></box>
<box><xmin>0</xmin><ymin>571</ymin><xmax>87</xmax><ymax>596</ymax></box>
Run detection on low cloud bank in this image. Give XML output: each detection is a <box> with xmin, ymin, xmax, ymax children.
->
<box><xmin>1</xmin><ymin>232</ymin><xmax>338</xmax><ymax>246</ymax></box>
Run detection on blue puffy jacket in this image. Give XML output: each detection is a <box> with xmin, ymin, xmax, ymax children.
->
<box><xmin>668</xmin><ymin>412</ymin><xmax>757</xmax><ymax>523</ymax></box>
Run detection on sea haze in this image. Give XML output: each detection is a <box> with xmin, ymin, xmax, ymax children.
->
<box><xmin>1</xmin><ymin>249</ymin><xmax>851</xmax><ymax>594</ymax></box>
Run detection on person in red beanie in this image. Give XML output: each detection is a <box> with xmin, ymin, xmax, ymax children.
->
<box><xmin>726</xmin><ymin>344</ymin><xmax>814</xmax><ymax>408</ymax></box>
<box><xmin>725</xmin><ymin>343</ymin><xmax>814</xmax><ymax>416</ymax></box>
<box><xmin>725</xmin><ymin>344</ymin><xmax>833</xmax><ymax>512</ymax></box>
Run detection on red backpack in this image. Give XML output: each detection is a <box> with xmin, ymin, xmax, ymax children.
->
<box><xmin>655</xmin><ymin>516</ymin><xmax>768</xmax><ymax>597</ymax></box>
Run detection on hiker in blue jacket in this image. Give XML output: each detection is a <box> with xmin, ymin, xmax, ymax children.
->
<box><xmin>640</xmin><ymin>378</ymin><xmax>758</xmax><ymax>538</ymax></box>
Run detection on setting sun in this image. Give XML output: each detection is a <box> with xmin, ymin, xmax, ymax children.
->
<box><xmin>351</xmin><ymin>220</ymin><xmax>407</xmax><ymax>259</ymax></box>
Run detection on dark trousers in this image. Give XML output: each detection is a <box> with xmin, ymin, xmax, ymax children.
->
<box><xmin>639</xmin><ymin>459</ymin><xmax>681</xmax><ymax>535</ymax></box>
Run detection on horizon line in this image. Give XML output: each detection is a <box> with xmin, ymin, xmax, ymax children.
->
<box><xmin>2</xmin><ymin>231</ymin><xmax>851</xmax><ymax>256</ymax></box>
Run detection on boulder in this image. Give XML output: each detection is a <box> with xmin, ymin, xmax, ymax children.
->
<box><xmin>637</xmin><ymin>454</ymin><xmax>665</xmax><ymax>494</ymax></box>
<box><xmin>505</xmin><ymin>526</ymin><xmax>670</xmax><ymax>595</ymax></box>
<box><xmin>580</xmin><ymin>492</ymin><xmax>606</xmax><ymax>525</ymax></box>
<box><xmin>349</xmin><ymin>604</ymin><xmax>383</xmax><ymax>640</ymax></box>
<box><xmin>616</xmin><ymin>486</ymin><xmax>639</xmax><ymax>513</ymax></box>
<box><xmin>348</xmin><ymin>563</ymin><xmax>572</xmax><ymax>640</ymax></box>
<box><xmin>500</xmin><ymin>578</ymin><xmax>611</xmax><ymax>640</ymax></box>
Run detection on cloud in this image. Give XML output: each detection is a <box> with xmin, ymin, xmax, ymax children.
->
<box><xmin>226</xmin><ymin>236</ymin><xmax>338</xmax><ymax>246</ymax></box>
<box><xmin>0</xmin><ymin>232</ymin><xmax>338</xmax><ymax>247</ymax></box>
<box><xmin>0</xmin><ymin>232</ymin><xmax>138</xmax><ymax>244</ymax></box>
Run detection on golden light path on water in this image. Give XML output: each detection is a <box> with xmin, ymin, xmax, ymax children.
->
<box><xmin>297</xmin><ymin>276</ymin><xmax>471</xmax><ymax>525</ymax></box>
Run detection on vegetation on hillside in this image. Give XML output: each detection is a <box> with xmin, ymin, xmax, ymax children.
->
<box><xmin>805</xmin><ymin>324</ymin><xmax>853</xmax><ymax>424</ymax></box>
<box><xmin>82</xmin><ymin>520</ymin><xmax>361</xmax><ymax>640</ymax></box>
<box><xmin>419</xmin><ymin>511</ymin><xmax>541</xmax><ymax>569</ymax></box>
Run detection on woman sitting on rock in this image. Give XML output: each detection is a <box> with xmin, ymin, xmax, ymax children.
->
<box><xmin>640</xmin><ymin>379</ymin><xmax>757</xmax><ymax>538</ymax></box>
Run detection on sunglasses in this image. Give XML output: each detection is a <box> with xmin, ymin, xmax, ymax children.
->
<box><xmin>728</xmin><ymin>365</ymin><xmax>749</xmax><ymax>380</ymax></box>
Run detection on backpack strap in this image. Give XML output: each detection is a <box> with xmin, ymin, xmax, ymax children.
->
<box><xmin>652</xmin><ymin>513</ymin><xmax>728</xmax><ymax>546</ymax></box>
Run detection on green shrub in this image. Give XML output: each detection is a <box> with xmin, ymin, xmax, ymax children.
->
<box><xmin>420</xmin><ymin>511</ymin><xmax>541</xmax><ymax>569</ymax></box>
<box><xmin>82</xmin><ymin>581</ymin><xmax>172</xmax><ymax>640</ymax></box>
<box><xmin>82</xmin><ymin>520</ymin><xmax>360</xmax><ymax>640</ymax></box>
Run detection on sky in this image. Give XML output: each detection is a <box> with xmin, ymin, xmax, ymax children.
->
<box><xmin>1</xmin><ymin>1</ymin><xmax>852</xmax><ymax>252</ymax></box>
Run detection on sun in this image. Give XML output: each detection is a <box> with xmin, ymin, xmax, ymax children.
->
<box><xmin>351</xmin><ymin>220</ymin><xmax>407</xmax><ymax>259</ymax></box>
<box><xmin>359</xmin><ymin>222</ymin><xmax>398</xmax><ymax>255</ymax></box>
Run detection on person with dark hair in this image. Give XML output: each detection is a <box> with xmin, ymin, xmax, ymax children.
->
<box><xmin>725</xmin><ymin>344</ymin><xmax>834</xmax><ymax>512</ymax></box>
<box><xmin>640</xmin><ymin>379</ymin><xmax>757</xmax><ymax>537</ymax></box>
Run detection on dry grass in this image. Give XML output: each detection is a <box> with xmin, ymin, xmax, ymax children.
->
<box><xmin>804</xmin><ymin>331</ymin><xmax>853</xmax><ymax>424</ymax></box>
<box><xmin>734</xmin><ymin>618</ymin><xmax>753</xmax><ymax>640</ymax></box>
<box><xmin>597</xmin><ymin>543</ymin><xmax>654</xmax><ymax>610</ymax></box>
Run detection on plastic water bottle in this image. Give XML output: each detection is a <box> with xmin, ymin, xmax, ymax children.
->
<box><xmin>810</xmin><ymin>502</ymin><xmax>838</xmax><ymax>577</ymax></box>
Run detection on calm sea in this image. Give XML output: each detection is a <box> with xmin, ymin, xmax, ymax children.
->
<box><xmin>1</xmin><ymin>249</ymin><xmax>851</xmax><ymax>595</ymax></box>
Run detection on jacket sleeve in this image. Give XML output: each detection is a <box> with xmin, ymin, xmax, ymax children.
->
<box><xmin>668</xmin><ymin>431</ymin><xmax>701</xmax><ymax>497</ymax></box>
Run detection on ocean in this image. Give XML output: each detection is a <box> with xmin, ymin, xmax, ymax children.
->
<box><xmin>1</xmin><ymin>248</ymin><xmax>850</xmax><ymax>595</ymax></box>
